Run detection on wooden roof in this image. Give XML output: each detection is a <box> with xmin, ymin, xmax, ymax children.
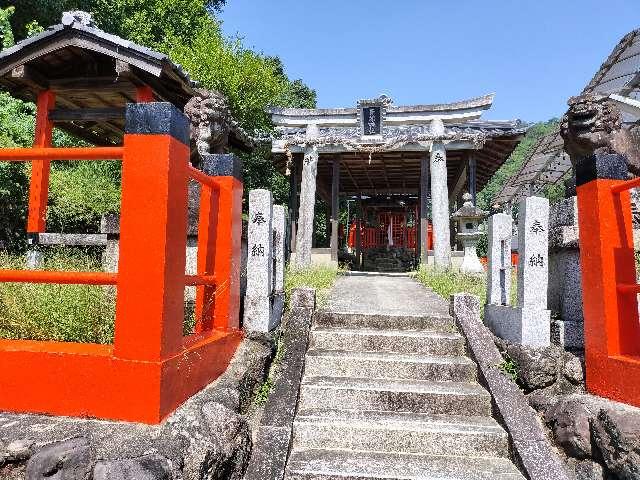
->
<box><xmin>273</xmin><ymin>121</ymin><xmax>524</xmax><ymax>200</ymax></box>
<box><xmin>0</xmin><ymin>14</ymin><xmax>250</xmax><ymax>151</ymax></box>
<box><xmin>269</xmin><ymin>94</ymin><xmax>524</xmax><ymax>201</ymax></box>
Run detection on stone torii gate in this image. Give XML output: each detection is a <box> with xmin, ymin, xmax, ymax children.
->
<box><xmin>268</xmin><ymin>95</ymin><xmax>524</xmax><ymax>270</ymax></box>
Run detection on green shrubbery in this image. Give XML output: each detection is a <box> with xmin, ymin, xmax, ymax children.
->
<box><xmin>0</xmin><ymin>249</ymin><xmax>115</xmax><ymax>343</ymax></box>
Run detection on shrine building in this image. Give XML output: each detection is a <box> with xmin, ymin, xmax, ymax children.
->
<box><xmin>268</xmin><ymin>94</ymin><xmax>525</xmax><ymax>270</ymax></box>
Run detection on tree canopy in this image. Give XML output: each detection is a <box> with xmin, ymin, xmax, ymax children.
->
<box><xmin>0</xmin><ymin>2</ymin><xmax>315</xmax><ymax>249</ymax></box>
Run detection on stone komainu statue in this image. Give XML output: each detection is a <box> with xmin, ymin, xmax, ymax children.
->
<box><xmin>185</xmin><ymin>88</ymin><xmax>232</xmax><ymax>157</ymax></box>
<box><xmin>561</xmin><ymin>93</ymin><xmax>640</xmax><ymax>223</ymax></box>
<box><xmin>560</xmin><ymin>93</ymin><xmax>640</xmax><ymax>175</ymax></box>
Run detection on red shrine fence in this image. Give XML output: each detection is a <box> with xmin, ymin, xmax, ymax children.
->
<box><xmin>576</xmin><ymin>153</ymin><xmax>640</xmax><ymax>408</ymax></box>
<box><xmin>0</xmin><ymin>100</ymin><xmax>242</xmax><ymax>424</ymax></box>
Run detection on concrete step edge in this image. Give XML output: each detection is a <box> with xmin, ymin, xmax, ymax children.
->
<box><xmin>294</xmin><ymin>409</ymin><xmax>506</xmax><ymax>435</ymax></box>
<box><xmin>310</xmin><ymin>328</ymin><xmax>463</xmax><ymax>340</ymax></box>
<box><xmin>285</xmin><ymin>449</ymin><xmax>526</xmax><ymax>480</ymax></box>
<box><xmin>305</xmin><ymin>350</ymin><xmax>474</xmax><ymax>365</ymax></box>
<box><xmin>300</xmin><ymin>376</ymin><xmax>490</xmax><ymax>396</ymax></box>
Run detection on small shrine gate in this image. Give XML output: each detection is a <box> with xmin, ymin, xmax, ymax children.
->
<box><xmin>269</xmin><ymin>95</ymin><xmax>524</xmax><ymax>270</ymax></box>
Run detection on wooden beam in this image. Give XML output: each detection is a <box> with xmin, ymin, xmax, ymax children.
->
<box><xmin>343</xmin><ymin>160</ymin><xmax>360</xmax><ymax>193</ymax></box>
<box><xmin>10</xmin><ymin>65</ymin><xmax>49</xmax><ymax>90</ymax></box>
<box><xmin>449</xmin><ymin>159</ymin><xmax>468</xmax><ymax>204</ymax></box>
<box><xmin>49</xmin><ymin>108</ymin><xmax>125</xmax><ymax>122</ymax></box>
<box><xmin>468</xmin><ymin>154</ymin><xmax>478</xmax><ymax>205</ymax></box>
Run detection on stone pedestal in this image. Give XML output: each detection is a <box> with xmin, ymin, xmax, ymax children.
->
<box><xmin>244</xmin><ymin>189</ymin><xmax>274</xmax><ymax>332</ymax></box>
<box><xmin>459</xmin><ymin>236</ymin><xmax>484</xmax><ymax>274</ymax></box>
<box><xmin>271</xmin><ymin>205</ymin><xmax>287</xmax><ymax>327</ymax></box>
<box><xmin>429</xmin><ymin>119</ymin><xmax>451</xmax><ymax>270</ymax></box>
<box><xmin>485</xmin><ymin>196</ymin><xmax>551</xmax><ymax>347</ymax></box>
<box><xmin>548</xmin><ymin>196</ymin><xmax>584</xmax><ymax>348</ymax></box>
<box><xmin>295</xmin><ymin>124</ymin><xmax>319</xmax><ymax>267</ymax></box>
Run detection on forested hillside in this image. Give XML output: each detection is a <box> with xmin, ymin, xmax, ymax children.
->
<box><xmin>476</xmin><ymin>119</ymin><xmax>560</xmax><ymax>210</ymax></box>
<box><xmin>0</xmin><ymin>1</ymin><xmax>315</xmax><ymax>250</ymax></box>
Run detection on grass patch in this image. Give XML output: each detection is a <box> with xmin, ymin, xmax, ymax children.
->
<box><xmin>0</xmin><ymin>249</ymin><xmax>115</xmax><ymax>344</ymax></box>
<box><xmin>415</xmin><ymin>266</ymin><xmax>488</xmax><ymax>309</ymax></box>
<box><xmin>414</xmin><ymin>265</ymin><xmax>518</xmax><ymax>314</ymax></box>
<box><xmin>284</xmin><ymin>264</ymin><xmax>339</xmax><ymax>310</ymax></box>
<box><xmin>497</xmin><ymin>356</ymin><xmax>519</xmax><ymax>382</ymax></box>
<box><xmin>252</xmin><ymin>332</ymin><xmax>285</xmax><ymax>407</ymax></box>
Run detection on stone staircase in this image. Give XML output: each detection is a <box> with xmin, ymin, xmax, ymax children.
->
<box><xmin>284</xmin><ymin>310</ymin><xmax>525</xmax><ymax>480</ymax></box>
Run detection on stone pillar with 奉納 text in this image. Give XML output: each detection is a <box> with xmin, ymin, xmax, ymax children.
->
<box><xmin>485</xmin><ymin>196</ymin><xmax>551</xmax><ymax>347</ymax></box>
<box><xmin>271</xmin><ymin>204</ymin><xmax>286</xmax><ymax>327</ymax></box>
<box><xmin>429</xmin><ymin>118</ymin><xmax>451</xmax><ymax>269</ymax></box>
<box><xmin>244</xmin><ymin>189</ymin><xmax>274</xmax><ymax>332</ymax></box>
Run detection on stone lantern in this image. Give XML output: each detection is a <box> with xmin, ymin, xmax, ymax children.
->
<box><xmin>451</xmin><ymin>192</ymin><xmax>488</xmax><ymax>274</ymax></box>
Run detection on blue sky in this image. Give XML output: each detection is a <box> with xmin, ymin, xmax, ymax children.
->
<box><xmin>220</xmin><ymin>1</ymin><xmax>638</xmax><ymax>123</ymax></box>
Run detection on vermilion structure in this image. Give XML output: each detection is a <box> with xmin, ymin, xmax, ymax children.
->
<box><xmin>576</xmin><ymin>153</ymin><xmax>640</xmax><ymax>407</ymax></box>
<box><xmin>0</xmin><ymin>101</ymin><xmax>242</xmax><ymax>424</ymax></box>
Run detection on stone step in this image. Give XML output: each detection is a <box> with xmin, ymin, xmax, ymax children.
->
<box><xmin>314</xmin><ymin>311</ymin><xmax>456</xmax><ymax>333</ymax></box>
<box><xmin>309</xmin><ymin>328</ymin><xmax>466</xmax><ymax>356</ymax></box>
<box><xmin>292</xmin><ymin>408</ymin><xmax>509</xmax><ymax>457</ymax></box>
<box><xmin>285</xmin><ymin>449</ymin><xmax>525</xmax><ymax>480</ymax></box>
<box><xmin>298</xmin><ymin>376</ymin><xmax>492</xmax><ymax>416</ymax></box>
<box><xmin>304</xmin><ymin>350</ymin><xmax>476</xmax><ymax>382</ymax></box>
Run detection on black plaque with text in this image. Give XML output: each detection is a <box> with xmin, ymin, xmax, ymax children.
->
<box><xmin>362</xmin><ymin>106</ymin><xmax>381</xmax><ymax>135</ymax></box>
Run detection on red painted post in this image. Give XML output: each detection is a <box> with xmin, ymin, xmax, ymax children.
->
<box><xmin>114</xmin><ymin>103</ymin><xmax>190</xmax><ymax>361</ymax></box>
<box><xmin>576</xmin><ymin>153</ymin><xmax>640</xmax><ymax>407</ymax></box>
<box><xmin>27</xmin><ymin>90</ymin><xmax>55</xmax><ymax>232</ymax></box>
<box><xmin>195</xmin><ymin>154</ymin><xmax>243</xmax><ymax>331</ymax></box>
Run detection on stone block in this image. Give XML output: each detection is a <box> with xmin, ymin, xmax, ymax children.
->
<box><xmin>549</xmin><ymin>196</ymin><xmax>578</xmax><ymax>229</ymax></box>
<box><xmin>242</xmin><ymin>426</ymin><xmax>290</xmax><ymax>480</ymax></box>
<box><xmin>25</xmin><ymin>437</ymin><xmax>91</xmax><ymax>480</ymax></box>
<box><xmin>93</xmin><ymin>454</ymin><xmax>172</xmax><ymax>480</ymax></box>
<box><xmin>548</xmin><ymin>249</ymin><xmax>583</xmax><ymax>328</ymax></box>
<box><xmin>243</xmin><ymin>189</ymin><xmax>274</xmax><ymax>332</ymax></box>
<box><xmin>485</xmin><ymin>304</ymin><xmax>551</xmax><ymax>348</ymax></box>
<box><xmin>290</xmin><ymin>287</ymin><xmax>316</xmax><ymax>310</ymax></box>
<box><xmin>125</xmin><ymin>102</ymin><xmax>189</xmax><ymax>145</ymax></box>
<box><xmin>201</xmin><ymin>153</ymin><xmax>243</xmax><ymax>180</ymax></box>
<box><xmin>551</xmin><ymin>319</ymin><xmax>584</xmax><ymax>349</ymax></box>
<box><xmin>549</xmin><ymin>225</ymin><xmax>580</xmax><ymax>250</ymax></box>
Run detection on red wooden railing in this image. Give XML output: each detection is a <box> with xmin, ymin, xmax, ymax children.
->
<box><xmin>0</xmin><ymin>100</ymin><xmax>242</xmax><ymax>424</ymax></box>
<box><xmin>575</xmin><ymin>154</ymin><xmax>640</xmax><ymax>407</ymax></box>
